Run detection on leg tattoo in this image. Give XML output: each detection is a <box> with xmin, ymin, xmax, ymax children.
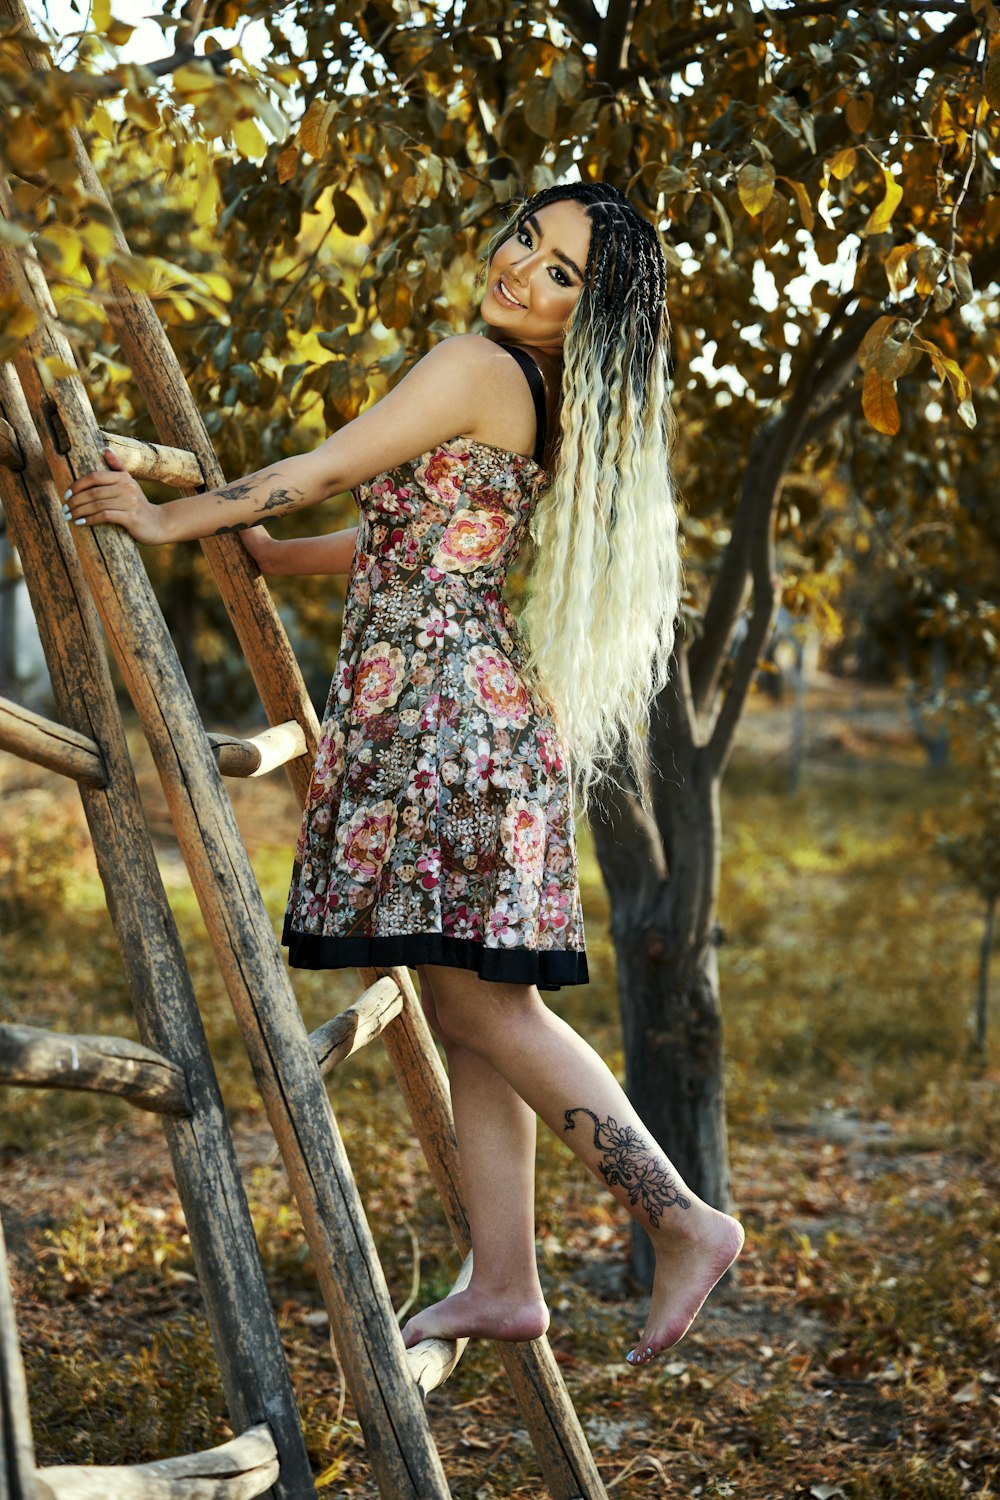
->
<box><xmin>564</xmin><ymin>1107</ymin><xmax>691</xmax><ymax>1226</ymax></box>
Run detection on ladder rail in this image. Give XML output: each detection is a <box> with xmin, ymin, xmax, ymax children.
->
<box><xmin>0</xmin><ymin>357</ymin><xmax>314</xmax><ymax>1498</ymax></box>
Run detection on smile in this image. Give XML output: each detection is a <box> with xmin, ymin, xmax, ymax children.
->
<box><xmin>494</xmin><ymin>277</ymin><xmax>525</xmax><ymax>309</ymax></box>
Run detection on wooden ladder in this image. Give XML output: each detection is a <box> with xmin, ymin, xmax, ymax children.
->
<box><xmin>0</xmin><ymin>6</ymin><xmax>608</xmax><ymax>1497</ymax></box>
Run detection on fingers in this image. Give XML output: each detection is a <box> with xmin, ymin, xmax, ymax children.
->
<box><xmin>63</xmin><ymin>448</ymin><xmax>137</xmax><ymax>526</ymax></box>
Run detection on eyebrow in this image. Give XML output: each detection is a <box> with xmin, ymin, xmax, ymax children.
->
<box><xmin>525</xmin><ymin>213</ymin><xmax>584</xmax><ymax>281</ymax></box>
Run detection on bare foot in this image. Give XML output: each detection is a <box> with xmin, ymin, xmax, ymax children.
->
<box><xmin>625</xmin><ymin>1205</ymin><xmax>745</xmax><ymax>1367</ymax></box>
<box><xmin>401</xmin><ymin>1285</ymin><xmax>550</xmax><ymax>1349</ymax></box>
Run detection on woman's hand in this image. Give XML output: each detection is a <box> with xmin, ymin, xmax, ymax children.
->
<box><xmin>62</xmin><ymin>447</ymin><xmax>170</xmax><ymax>545</ymax></box>
<box><xmin>238</xmin><ymin>524</ymin><xmax>274</xmax><ymax>569</ymax></box>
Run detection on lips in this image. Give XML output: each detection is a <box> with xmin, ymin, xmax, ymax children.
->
<box><xmin>494</xmin><ymin>276</ymin><xmax>524</xmax><ymax>309</ymax></box>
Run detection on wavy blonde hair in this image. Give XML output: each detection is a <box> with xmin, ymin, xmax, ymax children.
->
<box><xmin>485</xmin><ymin>183</ymin><xmax>682</xmax><ymax>819</ymax></box>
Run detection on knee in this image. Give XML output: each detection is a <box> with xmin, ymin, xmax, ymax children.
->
<box><xmin>428</xmin><ymin>972</ymin><xmax>545</xmax><ymax>1053</ymax></box>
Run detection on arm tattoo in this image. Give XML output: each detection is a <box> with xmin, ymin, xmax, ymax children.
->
<box><xmin>216</xmin><ymin>476</ymin><xmax>304</xmax><ymax>515</ymax></box>
<box><xmin>212</xmin><ymin>521</ymin><xmax>251</xmax><ymax>536</ymax></box>
<box><xmin>564</xmin><ymin>1107</ymin><xmax>690</xmax><ymax>1226</ymax></box>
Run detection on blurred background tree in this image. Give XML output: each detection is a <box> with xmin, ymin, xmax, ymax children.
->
<box><xmin>2</xmin><ymin>0</ymin><xmax>998</xmax><ymax>1283</ymax></box>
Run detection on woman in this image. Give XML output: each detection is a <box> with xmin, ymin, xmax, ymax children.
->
<box><xmin>64</xmin><ymin>181</ymin><xmax>743</xmax><ymax>1365</ymax></box>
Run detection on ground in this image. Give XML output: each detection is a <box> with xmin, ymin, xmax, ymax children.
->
<box><xmin>1</xmin><ymin>675</ymin><xmax>997</xmax><ymax>1499</ymax></box>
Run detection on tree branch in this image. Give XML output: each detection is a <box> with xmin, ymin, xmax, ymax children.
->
<box><xmin>557</xmin><ymin>0</ymin><xmax>604</xmax><ymax>52</ymax></box>
<box><xmin>596</xmin><ymin>0</ymin><xmax>639</xmax><ymax>87</ymax></box>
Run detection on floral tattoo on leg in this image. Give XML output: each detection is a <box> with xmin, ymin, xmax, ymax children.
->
<box><xmin>564</xmin><ymin>1107</ymin><xmax>691</xmax><ymax>1227</ymax></box>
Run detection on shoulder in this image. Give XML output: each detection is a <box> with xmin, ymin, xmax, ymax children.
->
<box><xmin>419</xmin><ymin>333</ymin><xmax>524</xmax><ymax>379</ymax></box>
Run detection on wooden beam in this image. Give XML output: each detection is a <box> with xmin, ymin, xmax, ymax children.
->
<box><xmin>0</xmin><ymin>696</ymin><xmax>106</xmax><ymax>787</ymax></box>
<box><xmin>208</xmin><ymin>720</ymin><xmax>309</xmax><ymax>780</ymax></box>
<box><xmin>0</xmin><ymin>328</ymin><xmax>314</xmax><ymax>1496</ymax></box>
<box><xmin>0</xmin><ymin>1025</ymin><xmax>192</xmax><ymax>1117</ymax></box>
<box><xmin>100</xmin><ymin>432</ymin><xmax>203</xmax><ymax>490</ymax></box>
<box><xmin>310</xmin><ymin>977</ymin><xmax>404</xmax><ymax>1076</ymax></box>
<box><xmin>1</xmin><ymin>1213</ymin><xmax>40</xmax><ymax>1500</ymax></box>
<box><xmin>35</xmin><ymin>1423</ymin><xmax>277</xmax><ymax>1500</ymax></box>
<box><xmin>405</xmin><ymin>1254</ymin><xmax>473</xmax><ymax>1398</ymax></box>
<box><xmin>0</xmin><ymin>416</ymin><xmax>24</xmax><ymax>472</ymax></box>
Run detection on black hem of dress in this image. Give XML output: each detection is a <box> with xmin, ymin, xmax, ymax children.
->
<box><xmin>282</xmin><ymin>917</ymin><xmax>589</xmax><ymax>992</ymax></box>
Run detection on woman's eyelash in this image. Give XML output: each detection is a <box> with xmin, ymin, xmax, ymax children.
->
<box><xmin>516</xmin><ymin>230</ymin><xmax>571</xmax><ymax>287</ymax></box>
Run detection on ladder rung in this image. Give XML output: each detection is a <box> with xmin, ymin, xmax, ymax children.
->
<box><xmin>405</xmin><ymin>1253</ymin><xmax>473</xmax><ymax>1398</ymax></box>
<box><xmin>101</xmin><ymin>431</ymin><xmax>203</xmax><ymax>490</ymax></box>
<box><xmin>208</xmin><ymin>721</ymin><xmax>309</xmax><ymax>779</ymax></box>
<box><xmin>0</xmin><ymin>415</ymin><xmax>24</xmax><ymax>471</ymax></box>
<box><xmin>0</xmin><ymin>1024</ymin><xmax>192</xmax><ymax>1117</ymax></box>
<box><xmin>310</xmin><ymin>978</ymin><xmax>405</xmax><ymax>1077</ymax></box>
<box><xmin>0</xmin><ymin>695</ymin><xmax>106</xmax><ymax>787</ymax></box>
<box><xmin>35</xmin><ymin>1422</ymin><xmax>277</xmax><ymax>1499</ymax></box>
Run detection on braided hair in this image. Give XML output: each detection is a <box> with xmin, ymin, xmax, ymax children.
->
<box><xmin>485</xmin><ymin>182</ymin><xmax>681</xmax><ymax>818</ymax></box>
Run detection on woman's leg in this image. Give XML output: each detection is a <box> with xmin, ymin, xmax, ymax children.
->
<box><xmin>405</xmin><ymin>966</ymin><xmax>548</xmax><ymax>1348</ymax></box>
<box><xmin>417</xmin><ymin>963</ymin><xmax>744</xmax><ymax>1365</ymax></box>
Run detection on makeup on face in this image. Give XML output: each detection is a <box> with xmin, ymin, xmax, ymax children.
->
<box><xmin>482</xmin><ymin>199</ymin><xmax>592</xmax><ymax>348</ymax></box>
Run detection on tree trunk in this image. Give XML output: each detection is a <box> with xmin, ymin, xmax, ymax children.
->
<box><xmin>976</xmin><ymin>892</ymin><xmax>996</xmax><ymax>1060</ymax></box>
<box><xmin>590</xmin><ymin>722</ymin><xmax>731</xmax><ymax>1288</ymax></box>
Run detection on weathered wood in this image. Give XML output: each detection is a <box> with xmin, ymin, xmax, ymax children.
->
<box><xmin>1</xmin><ymin>1212</ymin><xmax>40</xmax><ymax>1500</ymax></box>
<box><xmin>0</xmin><ymin>208</ymin><xmax>450</xmax><ymax>1500</ymax></box>
<box><xmin>0</xmin><ymin>696</ymin><xmax>106</xmax><ymax>787</ymax></box>
<box><xmin>405</xmin><ymin>1253</ymin><xmax>473</xmax><ymax>1399</ymax></box>
<box><xmin>0</xmin><ymin>1025</ymin><xmax>192</xmax><ymax>1117</ymax></box>
<box><xmin>208</xmin><ymin>721</ymin><xmax>309</xmax><ymax>780</ymax></box>
<box><xmin>363</xmin><ymin>965</ymin><xmax>609</xmax><ymax>1500</ymax></box>
<box><xmin>0</xmin><ymin>416</ymin><xmax>24</xmax><ymax>472</ymax></box>
<box><xmin>2</xmin><ymin>6</ymin><xmax>320</xmax><ymax>808</ymax></box>
<box><xmin>0</xmin><ymin>355</ymin><xmax>313</xmax><ymax>1494</ymax></box>
<box><xmin>100</xmin><ymin>432</ymin><xmax>203</xmax><ymax>490</ymax></box>
<box><xmin>35</xmin><ymin>1424</ymin><xmax>277</xmax><ymax>1500</ymax></box>
<box><xmin>310</xmin><ymin>979</ymin><xmax>404</xmax><ymax>1076</ymax></box>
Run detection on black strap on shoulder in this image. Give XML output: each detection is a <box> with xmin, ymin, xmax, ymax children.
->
<box><xmin>498</xmin><ymin>343</ymin><xmax>547</xmax><ymax>465</ymax></box>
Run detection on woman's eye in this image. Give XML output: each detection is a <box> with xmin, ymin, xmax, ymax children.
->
<box><xmin>551</xmin><ymin>267</ymin><xmax>569</xmax><ymax>286</ymax></box>
<box><xmin>517</xmin><ymin>229</ymin><xmax>532</xmax><ymax>246</ymax></box>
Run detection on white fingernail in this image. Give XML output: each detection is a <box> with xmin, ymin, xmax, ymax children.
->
<box><xmin>74</xmin><ymin>517</ymin><xmax>86</xmax><ymax>526</ymax></box>
<box><xmin>64</xmin><ymin>488</ymin><xmax>73</xmax><ymax>500</ymax></box>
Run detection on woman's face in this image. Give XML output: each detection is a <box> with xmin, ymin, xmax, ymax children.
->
<box><xmin>482</xmin><ymin>198</ymin><xmax>592</xmax><ymax>353</ymax></box>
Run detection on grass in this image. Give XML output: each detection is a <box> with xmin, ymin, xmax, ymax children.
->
<box><xmin>1</xmin><ymin>694</ymin><xmax>997</xmax><ymax>1498</ymax></box>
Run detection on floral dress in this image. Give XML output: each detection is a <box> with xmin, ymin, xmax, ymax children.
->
<box><xmin>281</xmin><ymin>437</ymin><xmax>589</xmax><ymax>992</ymax></box>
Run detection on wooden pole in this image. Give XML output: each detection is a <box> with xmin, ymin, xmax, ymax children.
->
<box><xmin>36</xmin><ymin>1424</ymin><xmax>278</xmax><ymax>1500</ymax></box>
<box><xmin>0</xmin><ymin>1213</ymin><xmax>39</xmax><ymax>1500</ymax></box>
<box><xmin>0</xmin><ymin>359</ymin><xmax>314</xmax><ymax>1499</ymax></box>
<box><xmin>0</xmin><ymin>696</ymin><xmax>106</xmax><ymax>786</ymax></box>
<box><xmin>0</xmin><ymin>1025</ymin><xmax>192</xmax><ymax>1116</ymax></box>
<box><xmin>0</xmin><ymin>240</ymin><xmax>451</xmax><ymax>1500</ymax></box>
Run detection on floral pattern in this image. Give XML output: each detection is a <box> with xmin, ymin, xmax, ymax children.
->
<box><xmin>282</xmin><ymin>437</ymin><xmax>589</xmax><ymax>991</ymax></box>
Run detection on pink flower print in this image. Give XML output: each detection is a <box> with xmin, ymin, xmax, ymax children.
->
<box><xmin>536</xmin><ymin>725</ymin><xmax>564</xmax><ymax>777</ymax></box>
<box><xmin>406</xmin><ymin>754</ymin><xmax>437</xmax><ymax>805</ymax></box>
<box><xmin>432</xmin><ymin>508</ymin><xmax>512</xmax><ymax>574</ymax></box>
<box><xmin>487</xmin><ymin>900</ymin><xmax>522</xmax><ymax>947</ymax></box>
<box><xmin>416</xmin><ymin>603</ymin><xmax>461</xmax><ymax>650</ymax></box>
<box><xmin>337</xmin><ymin>799</ymin><xmax>398</xmax><ymax>883</ymax></box>
<box><xmin>415</xmin><ymin>846</ymin><xmax>442</xmax><ymax>891</ymax></box>
<box><xmin>353</xmin><ymin>640</ymin><xmax>406</xmax><ymax>722</ymax></box>
<box><xmin>464</xmin><ymin>737</ymin><xmax>506</xmax><ymax>794</ymax></box>
<box><xmin>500</xmin><ymin>798</ymin><xmax>546</xmax><ymax>888</ymax></box>
<box><xmin>444</xmin><ymin>902</ymin><xmax>482</xmax><ymax>939</ymax></box>
<box><xmin>414</xmin><ymin>448</ymin><xmax>468</xmax><ymax>505</ymax></box>
<box><xmin>538</xmin><ymin>879</ymin><xmax>570</xmax><ymax>934</ymax></box>
<box><xmin>464</xmin><ymin>645</ymin><xmax>532</xmax><ymax>728</ymax></box>
<box><xmin>418</xmin><ymin>691</ymin><xmax>441</xmax><ymax>732</ymax></box>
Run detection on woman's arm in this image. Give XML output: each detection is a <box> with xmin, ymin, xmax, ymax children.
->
<box><xmin>62</xmin><ymin>334</ymin><xmax>530</xmax><ymax>545</ymax></box>
<box><xmin>240</xmin><ymin>523</ymin><xmax>359</xmax><ymax>576</ymax></box>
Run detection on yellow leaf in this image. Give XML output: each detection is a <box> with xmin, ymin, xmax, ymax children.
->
<box><xmin>863</xmin><ymin>166</ymin><xmax>903</xmax><ymax>236</ymax></box>
<box><xmin>173</xmin><ymin>62</ymin><xmax>218</xmax><ymax>99</ymax></box>
<box><xmin>92</xmin><ymin>104</ymin><xmax>115</xmax><ymax>143</ymax></box>
<box><xmin>828</xmin><ymin>148</ymin><xmax>857</xmax><ymax>180</ymax></box>
<box><xmin>277</xmin><ymin>142</ymin><xmax>299</xmax><ymax>184</ymax></box>
<box><xmin>883</xmin><ymin>241</ymin><xmax>918</xmax><ymax>297</ymax></box>
<box><xmin>862</xmin><ymin>367</ymin><xmax>900</xmax><ymax>435</ymax></box>
<box><xmin>124</xmin><ymin>91</ymin><xmax>159</xmax><ymax>132</ymax></box>
<box><xmin>737</xmin><ymin>161</ymin><xmax>775</xmax><ymax>217</ymax></box>
<box><xmin>846</xmin><ymin>91</ymin><xmax>873</xmax><ymax>133</ymax></box>
<box><xmin>233</xmin><ymin>117</ymin><xmax>266</xmax><ymax>159</ymax></box>
<box><xmin>42</xmin><ymin>354</ymin><xmax>79</xmax><ymax>382</ymax></box>
<box><xmin>80</xmin><ymin>221</ymin><xmax>115</xmax><ymax>260</ymax></box>
<box><xmin>92</xmin><ymin>0</ymin><xmax>111</xmax><ymax>31</ymax></box>
<box><xmin>194</xmin><ymin>170</ymin><xmax>218</xmax><ymax>227</ymax></box>
<box><xmin>957</xmin><ymin>398</ymin><xmax>977</xmax><ymax>429</ymax></box>
<box><xmin>781</xmin><ymin>177</ymin><xmax>815</xmax><ymax>232</ymax></box>
<box><xmin>199</xmin><ymin>273</ymin><xmax>232</xmax><ymax>303</ymax></box>
<box><xmin>985</xmin><ymin>48</ymin><xmax>1000</xmax><ymax>113</ymax></box>
<box><xmin>857</xmin><ymin>314</ymin><xmax>898</xmax><ymax>371</ymax></box>
<box><xmin>300</xmin><ymin>98</ymin><xmax>338</xmax><ymax>159</ymax></box>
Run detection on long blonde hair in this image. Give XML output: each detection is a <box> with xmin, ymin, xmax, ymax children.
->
<box><xmin>486</xmin><ymin>183</ymin><xmax>682</xmax><ymax>819</ymax></box>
